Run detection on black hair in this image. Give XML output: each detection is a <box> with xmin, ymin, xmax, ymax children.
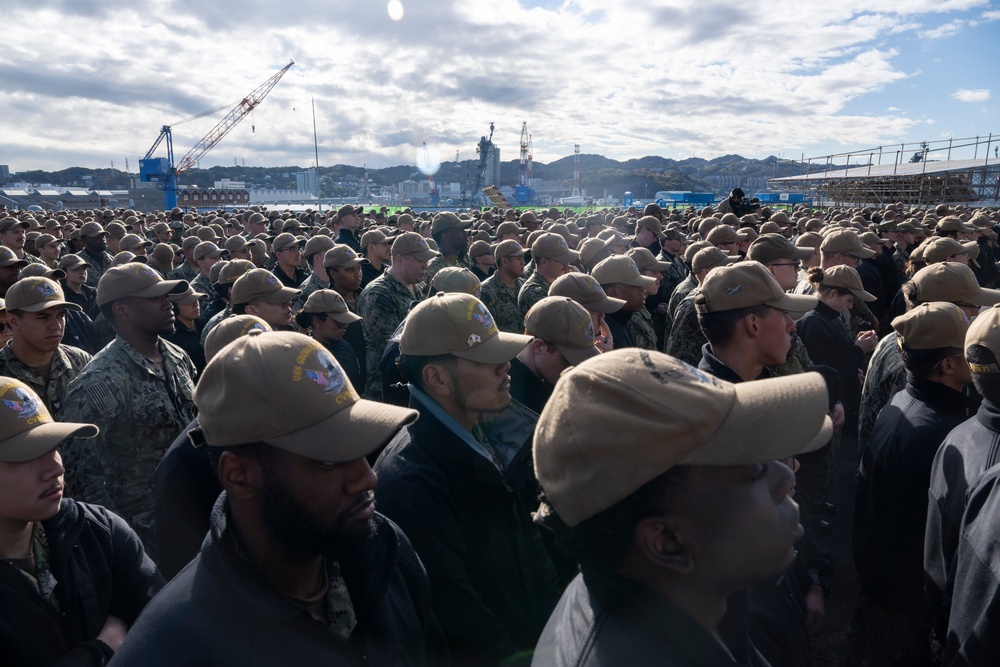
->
<box><xmin>397</xmin><ymin>353</ymin><xmax>455</xmax><ymax>391</ymax></box>
<box><xmin>807</xmin><ymin>267</ymin><xmax>853</xmax><ymax>298</ymax></box>
<box><xmin>206</xmin><ymin>440</ymin><xmax>275</xmax><ymax>476</ymax></box>
<box><xmin>537</xmin><ymin>466</ymin><xmax>689</xmax><ymax>573</ymax></box>
<box><xmin>232</xmin><ymin>302</ymin><xmax>248</xmax><ymax>315</ymax></box>
<box><xmin>899</xmin><ymin>345</ymin><xmax>960</xmax><ymax>380</ymax></box>
<box><xmin>968</xmin><ymin>344</ymin><xmax>1000</xmax><ymax>400</ymax></box>
<box><xmin>697</xmin><ymin>301</ymin><xmax>774</xmax><ymax>347</ymax></box>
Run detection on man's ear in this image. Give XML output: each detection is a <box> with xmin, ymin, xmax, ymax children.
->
<box><xmin>422</xmin><ymin>361</ymin><xmax>453</xmax><ymax>398</ymax></box>
<box><xmin>634</xmin><ymin>516</ymin><xmax>695</xmax><ymax>575</ymax></box>
<box><xmin>217</xmin><ymin>451</ymin><xmax>262</xmax><ymax>501</ymax></box>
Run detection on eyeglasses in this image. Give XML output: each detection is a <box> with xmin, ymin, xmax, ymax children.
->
<box><xmin>842</xmin><ymin>253</ymin><xmax>862</xmax><ymax>263</ymax></box>
<box><xmin>770</xmin><ymin>261</ymin><xmax>801</xmax><ymax>269</ymax></box>
<box><xmin>0</xmin><ymin>322</ymin><xmax>11</xmax><ymax>332</ymax></box>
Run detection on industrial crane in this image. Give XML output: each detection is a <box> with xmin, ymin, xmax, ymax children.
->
<box><xmin>515</xmin><ymin>121</ymin><xmax>535</xmax><ymax>205</ymax></box>
<box><xmin>139</xmin><ymin>60</ymin><xmax>295</xmax><ymax>210</ymax></box>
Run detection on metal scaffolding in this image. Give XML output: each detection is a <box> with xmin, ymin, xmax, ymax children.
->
<box><xmin>770</xmin><ymin>134</ymin><xmax>999</xmax><ymax>208</ymax></box>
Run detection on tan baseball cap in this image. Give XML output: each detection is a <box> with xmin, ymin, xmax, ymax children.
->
<box><xmin>626</xmin><ymin>247</ymin><xmax>671</xmax><ymax>272</ymax></box>
<box><xmin>217</xmin><ymin>259</ymin><xmax>255</xmax><ymax>286</ymax></box>
<box><xmin>195</xmin><ymin>331</ymin><xmax>417</xmax><ymax>459</ymax></box>
<box><xmin>4</xmin><ymin>277</ymin><xmax>82</xmax><ymax>313</ymax></box>
<box><xmin>817</xmin><ymin>265</ymin><xmax>876</xmax><ymax>302</ymax></box>
<box><xmin>696</xmin><ymin>261</ymin><xmax>817</xmax><ymax>314</ymax></box>
<box><xmin>494</xmin><ymin>239</ymin><xmax>525</xmax><ymax>261</ymax></box>
<box><xmin>684</xmin><ymin>240</ymin><xmax>714</xmax><ymax>264</ymax></box>
<box><xmin>468</xmin><ymin>240</ymin><xmax>493</xmax><ymax>261</ymax></box>
<box><xmin>79</xmin><ymin>221</ymin><xmax>108</xmax><ymax>238</ymax></box>
<box><xmin>0</xmin><ymin>247</ymin><xmax>28</xmax><ymax>269</ymax></box>
<box><xmin>892</xmin><ymin>302</ymin><xmax>970</xmax><ymax>350</ymax></box>
<box><xmin>533</xmin><ymin>349</ymin><xmax>833</xmax><ymax>527</ymax></box>
<box><xmin>691</xmin><ymin>247</ymin><xmax>739</xmax><ymax>275</ymax></box>
<box><xmin>323</xmin><ymin>245</ymin><xmax>368</xmax><ymax>269</ymax></box>
<box><xmin>747</xmin><ymin>233</ymin><xmax>814</xmax><ymax>263</ymax></box>
<box><xmin>0</xmin><ymin>377</ymin><xmax>98</xmax><ymax>463</ymax></box>
<box><xmin>706</xmin><ymin>225</ymin><xmax>750</xmax><ymax>246</ymax></box>
<box><xmin>110</xmin><ymin>251</ymin><xmax>147</xmax><ymax>267</ymax></box>
<box><xmin>531</xmin><ymin>232</ymin><xmax>580</xmax><ymax>263</ymax></box>
<box><xmin>96</xmin><ymin>264</ymin><xmax>188</xmax><ymax>307</ymax></box>
<box><xmin>923</xmin><ymin>237</ymin><xmax>979</xmax><ymax>265</ymax></box>
<box><xmin>360</xmin><ymin>229</ymin><xmax>390</xmax><ymax>250</ymax></box>
<box><xmin>34</xmin><ymin>233</ymin><xmax>60</xmax><ymax>248</ymax></box>
<box><xmin>431</xmin><ymin>212</ymin><xmax>473</xmax><ymax>235</ymax></box>
<box><xmin>912</xmin><ymin>263</ymin><xmax>1000</xmax><ymax>307</ymax></box>
<box><xmin>936</xmin><ymin>215</ymin><xmax>977</xmax><ymax>234</ymax></box>
<box><xmin>0</xmin><ymin>218</ymin><xmax>30</xmax><ymax>233</ymax></box>
<box><xmin>635</xmin><ymin>215</ymin><xmax>667</xmax><ymax>240</ymax></box>
<box><xmin>223</xmin><ymin>235</ymin><xmax>251</xmax><ymax>254</ymax></box>
<box><xmin>272</xmin><ymin>232</ymin><xmax>304</xmax><ymax>252</ymax></box>
<box><xmin>495</xmin><ymin>221</ymin><xmax>525</xmax><ymax>237</ymax></box>
<box><xmin>194</xmin><ymin>241</ymin><xmax>228</xmax><ymax>262</ymax></box>
<box><xmin>57</xmin><ymin>254</ymin><xmax>87</xmax><ymax>271</ymax></box>
<box><xmin>591</xmin><ymin>255</ymin><xmax>656</xmax><ymax>287</ymax></box>
<box><xmin>820</xmin><ymin>229</ymin><xmax>876</xmax><ymax>259</ymax></box>
<box><xmin>549</xmin><ymin>273</ymin><xmax>626</xmax><ymax>314</ymax></box>
<box><xmin>431</xmin><ymin>267</ymin><xmax>481</xmax><ymax>297</ymax></box>
<box><xmin>578</xmin><ymin>237</ymin><xmax>615</xmax><ymax>267</ymax></box>
<box><xmin>297</xmin><ymin>289</ymin><xmax>363</xmax><ymax>326</ymax></box>
<box><xmin>400</xmin><ymin>293</ymin><xmax>532</xmax><ymax>363</ymax></box>
<box><xmin>390</xmin><ymin>232</ymin><xmax>438</xmax><ymax>262</ymax></box>
<box><xmin>966</xmin><ymin>304</ymin><xmax>1000</xmax><ymax>373</ymax></box>
<box><xmin>18</xmin><ymin>265</ymin><xmax>65</xmax><ymax>281</ymax></box>
<box><xmin>204</xmin><ymin>315</ymin><xmax>272</xmax><ymax>362</ymax></box>
<box><xmin>524</xmin><ymin>297</ymin><xmax>600</xmax><ymax>366</ymax></box>
<box><xmin>119</xmin><ymin>233</ymin><xmax>151</xmax><ymax>252</ymax></box>
<box><xmin>230</xmin><ymin>269</ymin><xmax>300</xmax><ymax>306</ymax></box>
<box><xmin>304</xmin><ymin>235</ymin><xmax>336</xmax><ymax>258</ymax></box>
<box><xmin>168</xmin><ymin>285</ymin><xmax>207</xmax><ymax>306</ymax></box>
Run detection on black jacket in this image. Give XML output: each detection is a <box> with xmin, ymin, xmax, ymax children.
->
<box><xmin>532</xmin><ymin>569</ymin><xmax>768</xmax><ymax>667</ymax></box>
<box><xmin>605</xmin><ymin>309</ymin><xmax>636</xmax><ymax>350</ymax></box>
<box><xmin>796</xmin><ymin>302</ymin><xmax>864</xmax><ymax>428</ymax></box>
<box><xmin>0</xmin><ymin>499</ymin><xmax>163</xmax><ymax>667</ymax></box>
<box><xmin>111</xmin><ymin>494</ymin><xmax>446</xmax><ymax>667</ymax></box>
<box><xmin>375</xmin><ymin>394</ymin><xmax>562</xmax><ymax>666</ymax></box>
<box><xmin>337</xmin><ymin>229</ymin><xmax>362</xmax><ymax>254</ymax></box>
<box><xmin>925</xmin><ymin>398</ymin><xmax>1000</xmax><ymax>647</ymax></box>
<box><xmin>853</xmin><ymin>375</ymin><xmax>975</xmax><ymax>610</ymax></box>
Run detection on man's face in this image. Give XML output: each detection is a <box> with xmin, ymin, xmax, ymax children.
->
<box><xmin>229</xmin><ymin>247</ymin><xmax>251</xmax><ymax>261</ymax></box>
<box><xmin>369</xmin><ymin>242</ymin><xmax>391</xmax><ymax>263</ymax></box>
<box><xmin>946</xmin><ymin>253</ymin><xmax>970</xmax><ymax>266</ymax></box>
<box><xmin>341</xmin><ymin>213</ymin><xmax>361</xmax><ymax>231</ymax></box>
<box><xmin>257</xmin><ymin>447</ymin><xmax>379</xmax><ymax>552</ymax></box>
<box><xmin>1</xmin><ymin>227</ymin><xmax>26</xmax><ymax>251</ymax></box>
<box><xmin>38</xmin><ymin>243</ymin><xmax>62</xmax><ymax>262</ymax></box>
<box><xmin>65</xmin><ymin>266</ymin><xmax>88</xmax><ymax>286</ymax></box>
<box><xmin>716</xmin><ymin>241</ymin><xmax>739</xmax><ymax>254</ymax></box>
<box><xmin>394</xmin><ymin>254</ymin><xmax>428</xmax><ymax>286</ymax></box>
<box><xmin>640</xmin><ymin>269</ymin><xmax>662</xmax><ymax>296</ymax></box>
<box><xmin>246</xmin><ymin>220</ymin><xmax>266</xmax><ymax>236</ymax></box>
<box><xmin>501</xmin><ymin>255</ymin><xmax>525</xmax><ymax>279</ymax></box>
<box><xmin>155</xmin><ymin>230</ymin><xmax>172</xmax><ymax>243</ymax></box>
<box><xmin>197</xmin><ymin>255</ymin><xmax>222</xmax><ymax>276</ymax></box>
<box><xmin>450</xmin><ymin>358</ymin><xmax>513</xmax><ymax>417</ymax></box>
<box><xmin>765</xmin><ymin>259</ymin><xmax>801</xmax><ymax>291</ymax></box>
<box><xmin>119</xmin><ymin>295</ymin><xmax>176</xmax><ymax>335</ymax></box>
<box><xmin>0</xmin><ymin>448</ymin><xmax>65</xmax><ymax>524</ymax></box>
<box><xmin>607</xmin><ymin>283</ymin><xmax>646</xmax><ymax>312</ymax></box>
<box><xmin>834</xmin><ymin>252</ymin><xmax>860</xmax><ymax>269</ymax></box>
<box><xmin>329</xmin><ymin>264</ymin><xmax>363</xmax><ymax>294</ymax></box>
<box><xmin>755</xmin><ymin>307</ymin><xmax>795</xmax><ymax>367</ymax></box>
<box><xmin>83</xmin><ymin>234</ymin><xmax>108</xmax><ymax>254</ymax></box>
<box><xmin>0</xmin><ymin>264</ymin><xmax>22</xmax><ymax>290</ymax></box>
<box><xmin>441</xmin><ymin>228</ymin><xmax>469</xmax><ymax>255</ymax></box>
<box><xmin>537</xmin><ymin>257</ymin><xmax>570</xmax><ymax>282</ymax></box>
<box><xmin>663</xmin><ymin>238</ymin><xmax>685</xmax><ymax>256</ymax></box>
<box><xmin>275</xmin><ymin>245</ymin><xmax>303</xmax><ymax>268</ymax></box>
<box><xmin>532</xmin><ymin>341</ymin><xmax>571</xmax><ymax>385</ymax></box>
<box><xmin>248</xmin><ymin>299</ymin><xmax>292</xmax><ymax>328</ymax></box>
<box><xmin>476</xmin><ymin>253</ymin><xmax>496</xmax><ymax>268</ymax></box>
<box><xmin>671</xmin><ymin>461</ymin><xmax>800</xmax><ymax>587</ymax></box>
<box><xmin>10</xmin><ymin>307</ymin><xmax>66</xmax><ymax>354</ymax></box>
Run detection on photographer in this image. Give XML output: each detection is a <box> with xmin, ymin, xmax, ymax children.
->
<box><xmin>718</xmin><ymin>187</ymin><xmax>759</xmax><ymax>217</ymax></box>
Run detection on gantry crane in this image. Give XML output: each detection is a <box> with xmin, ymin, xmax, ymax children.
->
<box><xmin>139</xmin><ymin>60</ymin><xmax>295</xmax><ymax>210</ymax></box>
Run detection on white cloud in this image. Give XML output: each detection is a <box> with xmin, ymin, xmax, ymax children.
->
<box><xmin>952</xmin><ymin>89</ymin><xmax>991</xmax><ymax>102</ymax></box>
<box><xmin>919</xmin><ymin>19</ymin><xmax>966</xmax><ymax>38</ymax></box>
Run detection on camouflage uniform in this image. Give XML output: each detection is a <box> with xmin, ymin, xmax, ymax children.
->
<box><xmin>665</xmin><ymin>274</ymin><xmax>698</xmax><ymax>336</ymax></box>
<box><xmin>60</xmin><ymin>336</ymin><xmax>196</xmax><ymax>552</ymax></box>
<box><xmin>655</xmin><ymin>250</ymin><xmax>688</xmax><ymax>350</ymax></box>
<box><xmin>858</xmin><ymin>333</ymin><xmax>905</xmax><ymax>449</ymax></box>
<box><xmin>357</xmin><ymin>271</ymin><xmax>419</xmax><ymax>400</ymax></box>
<box><xmin>76</xmin><ymin>249</ymin><xmax>115</xmax><ymax>289</ymax></box>
<box><xmin>517</xmin><ymin>272</ymin><xmax>551</xmax><ymax>320</ymax></box>
<box><xmin>0</xmin><ymin>343</ymin><xmax>91</xmax><ymax>417</ymax></box>
<box><xmin>190</xmin><ymin>273</ymin><xmax>214</xmax><ymax>311</ymax></box>
<box><xmin>769</xmin><ymin>336</ymin><xmax>813</xmax><ymax>376</ymax></box>
<box><xmin>292</xmin><ymin>271</ymin><xmax>329</xmax><ymax>313</ymax></box>
<box><xmin>480</xmin><ymin>274</ymin><xmax>525</xmax><ymax>334</ymax></box>
<box><xmin>423</xmin><ymin>255</ymin><xmax>462</xmax><ymax>295</ymax></box>
<box><xmin>664</xmin><ymin>290</ymin><xmax>705</xmax><ymax>366</ymax></box>
<box><xmin>629</xmin><ymin>306</ymin><xmax>658</xmax><ymax>351</ymax></box>
<box><xmin>168</xmin><ymin>261</ymin><xmax>198</xmax><ymax>283</ymax></box>
<box><xmin>893</xmin><ymin>247</ymin><xmax>910</xmax><ymax>288</ymax></box>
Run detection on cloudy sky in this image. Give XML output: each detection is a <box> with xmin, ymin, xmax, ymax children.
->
<box><xmin>2</xmin><ymin>0</ymin><xmax>997</xmax><ymax>174</ymax></box>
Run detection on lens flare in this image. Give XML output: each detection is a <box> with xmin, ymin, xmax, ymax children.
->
<box><xmin>416</xmin><ymin>143</ymin><xmax>441</xmax><ymax>176</ymax></box>
<box><xmin>387</xmin><ymin>0</ymin><xmax>404</xmax><ymax>21</ymax></box>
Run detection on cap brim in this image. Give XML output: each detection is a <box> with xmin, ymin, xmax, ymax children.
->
<box><xmin>849</xmin><ymin>287</ymin><xmax>877</xmax><ymax>302</ymax></box>
<box><xmin>590</xmin><ymin>295</ymin><xmax>627</xmax><ymax>314</ymax></box>
<box><xmin>553</xmin><ymin>250</ymin><xmax>581</xmax><ymax>264</ymax></box>
<box><xmin>408</xmin><ymin>249</ymin><xmax>439</xmax><ymax>262</ymax></box>
<box><xmin>19</xmin><ymin>299</ymin><xmax>83</xmax><ymax>313</ymax></box>
<box><xmin>330</xmin><ymin>311</ymin><xmax>363</xmax><ymax>324</ymax></box>
<box><xmin>682</xmin><ymin>371</ymin><xmax>833</xmax><ymax>467</ymax></box>
<box><xmin>558</xmin><ymin>343</ymin><xmax>601</xmax><ymax>367</ymax></box>
<box><xmin>856</xmin><ymin>247</ymin><xmax>877</xmax><ymax>259</ymax></box>
<box><xmin>453</xmin><ymin>331</ymin><xmax>533</xmax><ymax>364</ymax></box>
<box><xmin>1</xmin><ymin>421</ymin><xmax>98</xmax><ymax>463</ymax></box>
<box><xmin>621</xmin><ymin>274</ymin><xmax>657</xmax><ymax>287</ymax></box>
<box><xmin>266</xmin><ymin>399</ymin><xmax>418</xmax><ymax>463</ymax></box>
<box><xmin>0</xmin><ymin>260</ymin><xmax>29</xmax><ymax>268</ymax></box>
<box><xmin>769</xmin><ymin>293</ymin><xmax>818</xmax><ymax>314</ymax></box>
<box><xmin>258</xmin><ymin>286</ymin><xmax>301</xmax><ymax>304</ymax></box>
<box><xmin>134</xmin><ymin>279</ymin><xmax>189</xmax><ymax>299</ymax></box>
<box><xmin>789</xmin><ymin>247</ymin><xmax>815</xmax><ymax>261</ymax></box>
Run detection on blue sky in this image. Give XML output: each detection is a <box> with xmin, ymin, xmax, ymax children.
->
<box><xmin>0</xmin><ymin>0</ymin><xmax>996</xmax><ymax>173</ymax></box>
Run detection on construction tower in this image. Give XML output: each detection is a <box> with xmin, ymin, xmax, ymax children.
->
<box><xmin>572</xmin><ymin>144</ymin><xmax>581</xmax><ymax>197</ymax></box>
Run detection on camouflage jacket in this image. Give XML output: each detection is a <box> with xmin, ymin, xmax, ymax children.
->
<box><xmin>655</xmin><ymin>251</ymin><xmax>688</xmax><ymax>350</ymax></box>
<box><xmin>358</xmin><ymin>271</ymin><xmax>419</xmax><ymax>399</ymax></box>
<box><xmin>665</xmin><ymin>274</ymin><xmax>698</xmax><ymax>337</ymax></box>
<box><xmin>292</xmin><ymin>272</ymin><xmax>330</xmax><ymax>313</ymax></box>
<box><xmin>76</xmin><ymin>249</ymin><xmax>115</xmax><ymax>289</ymax></box>
<box><xmin>517</xmin><ymin>272</ymin><xmax>551</xmax><ymax>320</ymax></box>
<box><xmin>190</xmin><ymin>273</ymin><xmax>215</xmax><ymax>311</ymax></box>
<box><xmin>201</xmin><ymin>305</ymin><xmax>231</xmax><ymax>345</ymax></box>
<box><xmin>858</xmin><ymin>333</ymin><xmax>906</xmax><ymax>448</ymax></box>
<box><xmin>0</xmin><ymin>343</ymin><xmax>91</xmax><ymax>417</ymax></box>
<box><xmin>893</xmin><ymin>247</ymin><xmax>910</xmax><ymax>287</ymax></box>
<box><xmin>422</xmin><ymin>255</ymin><xmax>463</xmax><ymax>296</ymax></box>
<box><xmin>664</xmin><ymin>289</ymin><xmax>706</xmax><ymax>367</ymax></box>
<box><xmin>168</xmin><ymin>261</ymin><xmax>198</xmax><ymax>283</ymax></box>
<box><xmin>480</xmin><ymin>274</ymin><xmax>525</xmax><ymax>334</ymax></box>
<box><xmin>769</xmin><ymin>336</ymin><xmax>814</xmax><ymax>377</ymax></box>
<box><xmin>60</xmin><ymin>336</ymin><xmax>197</xmax><ymax>540</ymax></box>
<box><xmin>629</xmin><ymin>306</ymin><xmax>658</xmax><ymax>351</ymax></box>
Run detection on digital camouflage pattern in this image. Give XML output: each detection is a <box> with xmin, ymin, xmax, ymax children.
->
<box><xmin>292</xmin><ymin>271</ymin><xmax>329</xmax><ymax>313</ymax></box>
<box><xmin>0</xmin><ymin>343</ymin><xmax>91</xmax><ymax>417</ymax></box>
<box><xmin>168</xmin><ymin>261</ymin><xmax>198</xmax><ymax>283</ymax></box>
<box><xmin>517</xmin><ymin>272</ymin><xmax>551</xmax><ymax>321</ymax></box>
<box><xmin>664</xmin><ymin>290</ymin><xmax>705</xmax><ymax>366</ymax></box>
<box><xmin>60</xmin><ymin>336</ymin><xmax>197</xmax><ymax>552</ymax></box>
<box><xmin>858</xmin><ymin>333</ymin><xmax>906</xmax><ymax>448</ymax></box>
<box><xmin>422</xmin><ymin>255</ymin><xmax>463</xmax><ymax>296</ymax></box>
<box><xmin>200</xmin><ymin>305</ymin><xmax>231</xmax><ymax>345</ymax></box>
<box><xmin>479</xmin><ymin>274</ymin><xmax>525</xmax><ymax>334</ymax></box>
<box><xmin>357</xmin><ymin>271</ymin><xmax>419</xmax><ymax>399</ymax></box>
<box><xmin>629</xmin><ymin>306</ymin><xmax>658</xmax><ymax>351</ymax></box>
<box><xmin>75</xmin><ymin>250</ymin><xmax>115</xmax><ymax>289</ymax></box>
<box><xmin>190</xmin><ymin>273</ymin><xmax>214</xmax><ymax>311</ymax></box>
